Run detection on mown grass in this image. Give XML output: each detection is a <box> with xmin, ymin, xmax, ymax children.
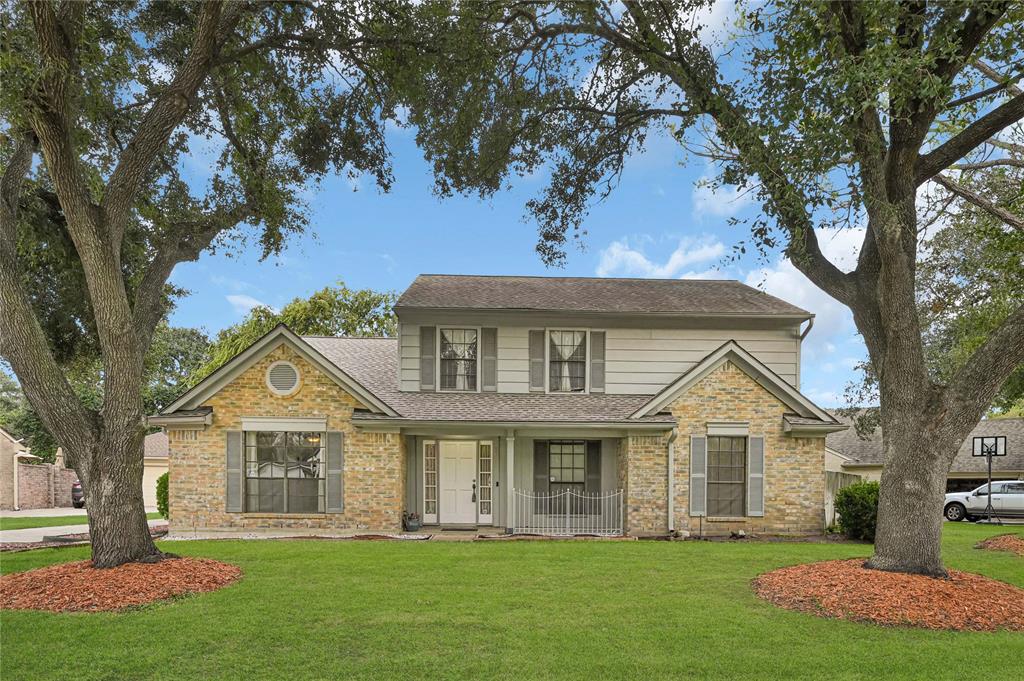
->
<box><xmin>0</xmin><ymin>512</ymin><xmax>162</xmax><ymax>532</ymax></box>
<box><xmin>1</xmin><ymin>523</ymin><xmax>1021</xmax><ymax>681</ymax></box>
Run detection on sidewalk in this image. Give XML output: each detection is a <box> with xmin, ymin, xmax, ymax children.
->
<box><xmin>0</xmin><ymin>518</ymin><xmax>165</xmax><ymax>544</ymax></box>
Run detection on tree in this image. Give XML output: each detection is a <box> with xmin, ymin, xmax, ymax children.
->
<box><xmin>0</xmin><ymin>1</ymin><xmax>418</xmax><ymax>566</ymax></box>
<box><xmin>401</xmin><ymin>1</ymin><xmax>1024</xmax><ymax>575</ymax></box>
<box><xmin>194</xmin><ymin>281</ymin><xmax>396</xmax><ymax>383</ymax></box>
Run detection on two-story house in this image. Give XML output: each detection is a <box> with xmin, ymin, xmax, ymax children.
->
<box><xmin>153</xmin><ymin>274</ymin><xmax>845</xmax><ymax>537</ymax></box>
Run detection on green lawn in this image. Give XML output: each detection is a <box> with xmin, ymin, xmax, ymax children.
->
<box><xmin>0</xmin><ymin>512</ymin><xmax>162</xmax><ymax>532</ymax></box>
<box><xmin>1</xmin><ymin>524</ymin><xmax>1021</xmax><ymax>681</ymax></box>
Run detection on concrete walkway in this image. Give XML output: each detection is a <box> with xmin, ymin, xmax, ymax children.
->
<box><xmin>0</xmin><ymin>518</ymin><xmax>165</xmax><ymax>544</ymax></box>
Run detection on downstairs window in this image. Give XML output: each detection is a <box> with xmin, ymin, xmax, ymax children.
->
<box><xmin>244</xmin><ymin>431</ymin><xmax>325</xmax><ymax>513</ymax></box>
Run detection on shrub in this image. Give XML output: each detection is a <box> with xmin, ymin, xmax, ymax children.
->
<box><xmin>156</xmin><ymin>472</ymin><xmax>169</xmax><ymax>519</ymax></box>
<box><xmin>834</xmin><ymin>481</ymin><xmax>879</xmax><ymax>541</ymax></box>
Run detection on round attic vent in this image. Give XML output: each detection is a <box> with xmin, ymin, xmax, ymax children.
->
<box><xmin>266</xmin><ymin>361</ymin><xmax>300</xmax><ymax>396</ymax></box>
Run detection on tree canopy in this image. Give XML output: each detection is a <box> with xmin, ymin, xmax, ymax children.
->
<box><xmin>194</xmin><ymin>281</ymin><xmax>396</xmax><ymax>384</ymax></box>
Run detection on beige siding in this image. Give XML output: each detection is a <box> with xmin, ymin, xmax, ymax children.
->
<box><xmin>397</xmin><ymin>321</ymin><xmax>802</xmax><ymax>395</ymax></box>
<box><xmin>399</xmin><ymin>323</ymin><xmax>420</xmax><ymax>391</ymax></box>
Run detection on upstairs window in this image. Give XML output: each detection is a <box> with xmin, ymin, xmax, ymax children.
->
<box><xmin>440</xmin><ymin>328</ymin><xmax>477</xmax><ymax>391</ymax></box>
<box><xmin>549</xmin><ymin>330</ymin><xmax>586</xmax><ymax>392</ymax></box>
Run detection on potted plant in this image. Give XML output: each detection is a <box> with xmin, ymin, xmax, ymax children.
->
<box><xmin>403</xmin><ymin>511</ymin><xmax>422</xmax><ymax>532</ymax></box>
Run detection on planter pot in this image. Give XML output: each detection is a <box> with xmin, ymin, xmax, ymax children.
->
<box><xmin>404</xmin><ymin>519</ymin><xmax>422</xmax><ymax>532</ymax></box>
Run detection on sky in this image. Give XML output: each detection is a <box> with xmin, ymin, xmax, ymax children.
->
<box><xmin>167</xmin><ymin>117</ymin><xmax>869</xmax><ymax>408</ymax></box>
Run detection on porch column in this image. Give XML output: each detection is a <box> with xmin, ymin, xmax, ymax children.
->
<box><xmin>505</xmin><ymin>429</ymin><xmax>515</xmax><ymax>533</ymax></box>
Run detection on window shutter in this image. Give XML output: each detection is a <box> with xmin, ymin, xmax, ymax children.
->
<box><xmin>326</xmin><ymin>431</ymin><xmax>345</xmax><ymax>512</ymax></box>
<box><xmin>529</xmin><ymin>330</ymin><xmax>545</xmax><ymax>391</ymax></box>
<box><xmin>585</xmin><ymin>440</ymin><xmax>601</xmax><ymax>493</ymax></box>
<box><xmin>481</xmin><ymin>327</ymin><xmax>498</xmax><ymax>392</ymax></box>
<box><xmin>747</xmin><ymin>436</ymin><xmax>765</xmax><ymax>517</ymax></box>
<box><xmin>590</xmin><ymin>331</ymin><xmax>606</xmax><ymax>393</ymax></box>
<box><xmin>689</xmin><ymin>435</ymin><xmax>707</xmax><ymax>517</ymax></box>
<box><xmin>420</xmin><ymin>326</ymin><xmax>436</xmax><ymax>391</ymax></box>
<box><xmin>533</xmin><ymin>440</ymin><xmax>549</xmax><ymax>493</ymax></box>
<box><xmin>225</xmin><ymin>431</ymin><xmax>243</xmax><ymax>513</ymax></box>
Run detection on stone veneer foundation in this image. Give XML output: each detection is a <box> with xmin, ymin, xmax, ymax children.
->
<box><xmin>168</xmin><ymin>344</ymin><xmax>405</xmax><ymax>534</ymax></box>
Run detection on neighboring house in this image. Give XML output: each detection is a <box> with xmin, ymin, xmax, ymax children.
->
<box><xmin>142</xmin><ymin>431</ymin><xmax>169</xmax><ymax>508</ymax></box>
<box><xmin>152</xmin><ymin>275</ymin><xmax>846</xmax><ymax>537</ymax></box>
<box><xmin>826</xmin><ymin>414</ymin><xmax>1024</xmax><ymax>492</ymax></box>
<box><xmin>0</xmin><ymin>426</ymin><xmax>79</xmax><ymax>510</ymax></box>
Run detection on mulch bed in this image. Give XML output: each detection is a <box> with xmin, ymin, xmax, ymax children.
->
<box><xmin>753</xmin><ymin>559</ymin><xmax>1024</xmax><ymax>632</ymax></box>
<box><xmin>0</xmin><ymin>557</ymin><xmax>241</xmax><ymax>612</ymax></box>
<box><xmin>976</xmin><ymin>534</ymin><xmax>1024</xmax><ymax>556</ymax></box>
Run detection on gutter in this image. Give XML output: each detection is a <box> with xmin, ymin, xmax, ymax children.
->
<box><xmin>147</xmin><ymin>412</ymin><xmax>214</xmax><ymax>428</ymax></box>
<box><xmin>667</xmin><ymin>427</ymin><xmax>679</xmax><ymax>533</ymax></box>
<box><xmin>351</xmin><ymin>418</ymin><xmax>674</xmax><ymax>431</ymax></box>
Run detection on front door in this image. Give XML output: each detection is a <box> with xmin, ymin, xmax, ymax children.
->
<box><xmin>439</xmin><ymin>441</ymin><xmax>477</xmax><ymax>524</ymax></box>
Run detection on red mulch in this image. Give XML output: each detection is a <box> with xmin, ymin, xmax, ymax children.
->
<box><xmin>752</xmin><ymin>559</ymin><xmax>1024</xmax><ymax>632</ymax></box>
<box><xmin>0</xmin><ymin>557</ymin><xmax>241</xmax><ymax>612</ymax></box>
<box><xmin>977</xmin><ymin>534</ymin><xmax>1024</xmax><ymax>556</ymax></box>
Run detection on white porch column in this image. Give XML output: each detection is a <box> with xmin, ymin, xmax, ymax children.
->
<box><xmin>505</xmin><ymin>429</ymin><xmax>515</xmax><ymax>532</ymax></box>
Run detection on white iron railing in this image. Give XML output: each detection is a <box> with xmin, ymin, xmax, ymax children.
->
<box><xmin>512</xmin><ymin>488</ymin><xmax>624</xmax><ymax>536</ymax></box>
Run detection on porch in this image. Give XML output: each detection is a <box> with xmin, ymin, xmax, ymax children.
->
<box><xmin>401</xmin><ymin>430</ymin><xmax>640</xmax><ymax>535</ymax></box>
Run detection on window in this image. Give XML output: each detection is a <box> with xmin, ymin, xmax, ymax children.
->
<box><xmin>244</xmin><ymin>431</ymin><xmax>325</xmax><ymax>513</ymax></box>
<box><xmin>976</xmin><ymin>482</ymin><xmax>1006</xmax><ymax>496</ymax></box>
<box><xmin>440</xmin><ymin>328</ymin><xmax>477</xmax><ymax>391</ymax></box>
<box><xmin>549</xmin><ymin>330</ymin><xmax>586</xmax><ymax>392</ymax></box>
<box><xmin>1004</xmin><ymin>483</ymin><xmax>1024</xmax><ymax>494</ymax></box>
<box><xmin>549</xmin><ymin>440</ymin><xmax>586</xmax><ymax>490</ymax></box>
<box><xmin>707</xmin><ymin>436</ymin><xmax>746</xmax><ymax>517</ymax></box>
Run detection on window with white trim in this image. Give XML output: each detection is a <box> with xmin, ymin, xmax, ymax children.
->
<box><xmin>707</xmin><ymin>436</ymin><xmax>746</xmax><ymax>517</ymax></box>
<box><xmin>439</xmin><ymin>328</ymin><xmax>478</xmax><ymax>391</ymax></box>
<box><xmin>244</xmin><ymin>431</ymin><xmax>325</xmax><ymax>513</ymax></box>
<box><xmin>549</xmin><ymin>330</ymin><xmax>586</xmax><ymax>392</ymax></box>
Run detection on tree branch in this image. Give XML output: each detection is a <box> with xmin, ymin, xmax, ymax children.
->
<box><xmin>952</xmin><ymin>158</ymin><xmax>1024</xmax><ymax>170</ymax></box>
<box><xmin>974</xmin><ymin>60</ymin><xmax>1024</xmax><ymax>97</ymax></box>
<box><xmin>944</xmin><ymin>302</ymin><xmax>1024</xmax><ymax>421</ymax></box>
<box><xmin>101</xmin><ymin>1</ymin><xmax>225</xmax><ymax>244</ymax></box>
<box><xmin>916</xmin><ymin>91</ymin><xmax>1024</xmax><ymax>184</ymax></box>
<box><xmin>932</xmin><ymin>173</ymin><xmax>1024</xmax><ymax>232</ymax></box>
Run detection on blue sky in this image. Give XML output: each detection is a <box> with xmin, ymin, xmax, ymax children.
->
<box><xmin>168</xmin><ymin>117</ymin><xmax>869</xmax><ymax>408</ymax></box>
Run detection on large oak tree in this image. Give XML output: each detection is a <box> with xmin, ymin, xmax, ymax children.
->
<box><xmin>0</xmin><ymin>0</ymin><xmax>416</xmax><ymax>567</ymax></box>
<box><xmin>402</xmin><ymin>1</ymin><xmax>1024</xmax><ymax>575</ymax></box>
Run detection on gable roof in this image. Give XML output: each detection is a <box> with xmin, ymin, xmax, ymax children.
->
<box><xmin>395</xmin><ymin>275</ymin><xmax>812</xmax><ymax>317</ymax></box>
<box><xmin>828</xmin><ymin>413</ymin><xmax>1024</xmax><ymax>474</ymax></box>
<box><xmin>0</xmin><ymin>427</ymin><xmax>21</xmax><ymax>445</ymax></box>
<box><xmin>631</xmin><ymin>340</ymin><xmax>840</xmax><ymax>426</ymax></box>
<box><xmin>161</xmin><ymin>325</ymin><xmax>397</xmax><ymax>417</ymax></box>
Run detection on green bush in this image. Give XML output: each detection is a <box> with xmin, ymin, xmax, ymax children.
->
<box><xmin>834</xmin><ymin>481</ymin><xmax>879</xmax><ymax>541</ymax></box>
<box><xmin>156</xmin><ymin>472</ymin><xmax>169</xmax><ymax>519</ymax></box>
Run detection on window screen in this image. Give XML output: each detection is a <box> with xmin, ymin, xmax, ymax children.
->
<box><xmin>549</xmin><ymin>331</ymin><xmax>586</xmax><ymax>392</ymax></box>
<box><xmin>707</xmin><ymin>436</ymin><xmax>746</xmax><ymax>517</ymax></box>
<box><xmin>245</xmin><ymin>431</ymin><xmax>325</xmax><ymax>513</ymax></box>
<box><xmin>440</xmin><ymin>328</ymin><xmax>478</xmax><ymax>391</ymax></box>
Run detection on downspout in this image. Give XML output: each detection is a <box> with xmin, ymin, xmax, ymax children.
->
<box><xmin>799</xmin><ymin>317</ymin><xmax>814</xmax><ymax>341</ymax></box>
<box><xmin>797</xmin><ymin>318</ymin><xmax>814</xmax><ymax>391</ymax></box>
<box><xmin>667</xmin><ymin>427</ymin><xmax>679</xmax><ymax>534</ymax></box>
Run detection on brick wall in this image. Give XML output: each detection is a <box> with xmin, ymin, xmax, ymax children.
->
<box><xmin>168</xmin><ymin>344</ymin><xmax>405</xmax><ymax>534</ymax></box>
<box><xmin>623</xmin><ymin>360</ymin><xmax>825</xmax><ymax>536</ymax></box>
<box><xmin>13</xmin><ymin>462</ymin><xmax>77</xmax><ymax>510</ymax></box>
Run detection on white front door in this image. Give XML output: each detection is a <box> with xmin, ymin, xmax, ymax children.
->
<box><xmin>439</xmin><ymin>441</ymin><xmax>477</xmax><ymax>524</ymax></box>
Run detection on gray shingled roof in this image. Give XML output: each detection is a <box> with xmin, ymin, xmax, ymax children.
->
<box><xmin>144</xmin><ymin>431</ymin><xmax>168</xmax><ymax>459</ymax></box>
<box><xmin>827</xmin><ymin>412</ymin><xmax>1024</xmax><ymax>473</ymax></box>
<box><xmin>394</xmin><ymin>275</ymin><xmax>811</xmax><ymax>317</ymax></box>
<box><xmin>304</xmin><ymin>336</ymin><xmax>673</xmax><ymax>424</ymax></box>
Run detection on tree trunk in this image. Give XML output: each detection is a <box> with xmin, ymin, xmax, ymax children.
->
<box><xmin>865</xmin><ymin>423</ymin><xmax>954</xmax><ymax>577</ymax></box>
<box><xmin>78</xmin><ymin>436</ymin><xmax>161</xmax><ymax>568</ymax></box>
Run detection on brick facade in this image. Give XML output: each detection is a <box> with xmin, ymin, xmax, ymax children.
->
<box><xmin>168</xmin><ymin>344</ymin><xmax>405</xmax><ymax>534</ymax></box>
<box><xmin>619</xmin><ymin>360</ymin><xmax>824</xmax><ymax>536</ymax></box>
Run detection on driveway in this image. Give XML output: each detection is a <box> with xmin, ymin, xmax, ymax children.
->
<box><xmin>0</xmin><ymin>506</ymin><xmax>157</xmax><ymax>518</ymax></box>
<box><xmin>0</xmin><ymin>518</ymin><xmax>165</xmax><ymax>544</ymax></box>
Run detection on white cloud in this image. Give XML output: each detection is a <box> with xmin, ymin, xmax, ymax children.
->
<box><xmin>692</xmin><ymin>175</ymin><xmax>756</xmax><ymax>218</ymax></box>
<box><xmin>743</xmin><ymin>226</ymin><xmax>866</xmax><ymax>364</ymax></box>
<box><xmin>226</xmin><ymin>294</ymin><xmax>277</xmax><ymax>316</ymax></box>
<box><xmin>596</xmin><ymin>235</ymin><xmax>727</xmax><ymax>278</ymax></box>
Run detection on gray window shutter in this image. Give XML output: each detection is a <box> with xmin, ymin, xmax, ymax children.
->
<box><xmin>481</xmin><ymin>327</ymin><xmax>498</xmax><ymax>392</ymax></box>
<box><xmin>585</xmin><ymin>440</ymin><xmax>601</xmax><ymax>493</ymax></box>
<box><xmin>747</xmin><ymin>435</ymin><xmax>765</xmax><ymax>517</ymax></box>
<box><xmin>226</xmin><ymin>431</ymin><xmax>243</xmax><ymax>513</ymax></box>
<box><xmin>590</xmin><ymin>331</ymin><xmax>606</xmax><ymax>393</ymax></box>
<box><xmin>529</xmin><ymin>330</ymin><xmax>545</xmax><ymax>392</ymax></box>
<box><xmin>326</xmin><ymin>431</ymin><xmax>345</xmax><ymax>512</ymax></box>
<box><xmin>689</xmin><ymin>435</ymin><xmax>707</xmax><ymax>517</ymax></box>
<box><xmin>420</xmin><ymin>326</ymin><xmax>436</xmax><ymax>391</ymax></box>
<box><xmin>533</xmin><ymin>440</ymin><xmax>549</xmax><ymax>493</ymax></box>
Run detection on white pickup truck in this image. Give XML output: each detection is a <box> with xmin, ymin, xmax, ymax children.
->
<box><xmin>944</xmin><ymin>481</ymin><xmax>1024</xmax><ymax>521</ymax></box>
